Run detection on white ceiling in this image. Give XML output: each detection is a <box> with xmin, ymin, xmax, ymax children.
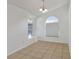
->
<box><xmin>8</xmin><ymin>0</ymin><xmax>69</xmax><ymax>16</ymax></box>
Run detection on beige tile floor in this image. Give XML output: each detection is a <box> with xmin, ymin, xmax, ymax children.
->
<box><xmin>8</xmin><ymin>41</ymin><xmax>70</xmax><ymax>59</ymax></box>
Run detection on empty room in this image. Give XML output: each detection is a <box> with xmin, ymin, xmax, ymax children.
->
<box><xmin>7</xmin><ymin>0</ymin><xmax>71</xmax><ymax>59</ymax></box>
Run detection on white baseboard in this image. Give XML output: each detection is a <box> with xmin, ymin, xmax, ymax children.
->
<box><xmin>36</xmin><ymin>37</ymin><xmax>68</xmax><ymax>44</ymax></box>
<box><xmin>7</xmin><ymin>39</ymin><xmax>38</xmax><ymax>56</ymax></box>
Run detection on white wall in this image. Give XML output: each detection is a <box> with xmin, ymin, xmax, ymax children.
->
<box><xmin>35</xmin><ymin>5</ymin><xmax>69</xmax><ymax>43</ymax></box>
<box><xmin>7</xmin><ymin>4</ymin><xmax>37</xmax><ymax>55</ymax></box>
<box><xmin>68</xmin><ymin>6</ymin><xmax>71</xmax><ymax>53</ymax></box>
<box><xmin>36</xmin><ymin>17</ymin><xmax>46</xmax><ymax>37</ymax></box>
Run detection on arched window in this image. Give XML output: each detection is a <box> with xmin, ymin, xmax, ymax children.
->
<box><xmin>46</xmin><ymin>16</ymin><xmax>58</xmax><ymax>23</ymax></box>
<box><xmin>46</xmin><ymin>16</ymin><xmax>59</xmax><ymax>37</ymax></box>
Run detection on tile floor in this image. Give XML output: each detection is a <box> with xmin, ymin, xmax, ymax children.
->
<box><xmin>8</xmin><ymin>41</ymin><xmax>70</xmax><ymax>59</ymax></box>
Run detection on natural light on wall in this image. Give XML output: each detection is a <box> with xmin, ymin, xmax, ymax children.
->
<box><xmin>46</xmin><ymin>16</ymin><xmax>58</xmax><ymax>23</ymax></box>
<box><xmin>28</xmin><ymin>33</ymin><xmax>32</xmax><ymax>39</ymax></box>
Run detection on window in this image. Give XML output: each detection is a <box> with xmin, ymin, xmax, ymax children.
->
<box><xmin>46</xmin><ymin>16</ymin><xmax>58</xmax><ymax>23</ymax></box>
<box><xmin>46</xmin><ymin>16</ymin><xmax>59</xmax><ymax>37</ymax></box>
<box><xmin>28</xmin><ymin>19</ymin><xmax>32</xmax><ymax>39</ymax></box>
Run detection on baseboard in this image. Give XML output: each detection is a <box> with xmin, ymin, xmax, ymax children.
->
<box><xmin>36</xmin><ymin>37</ymin><xmax>68</xmax><ymax>44</ymax></box>
<box><xmin>7</xmin><ymin>39</ymin><xmax>38</xmax><ymax>56</ymax></box>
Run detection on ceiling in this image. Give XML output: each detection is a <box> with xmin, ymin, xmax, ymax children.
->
<box><xmin>8</xmin><ymin>0</ymin><xmax>69</xmax><ymax>17</ymax></box>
